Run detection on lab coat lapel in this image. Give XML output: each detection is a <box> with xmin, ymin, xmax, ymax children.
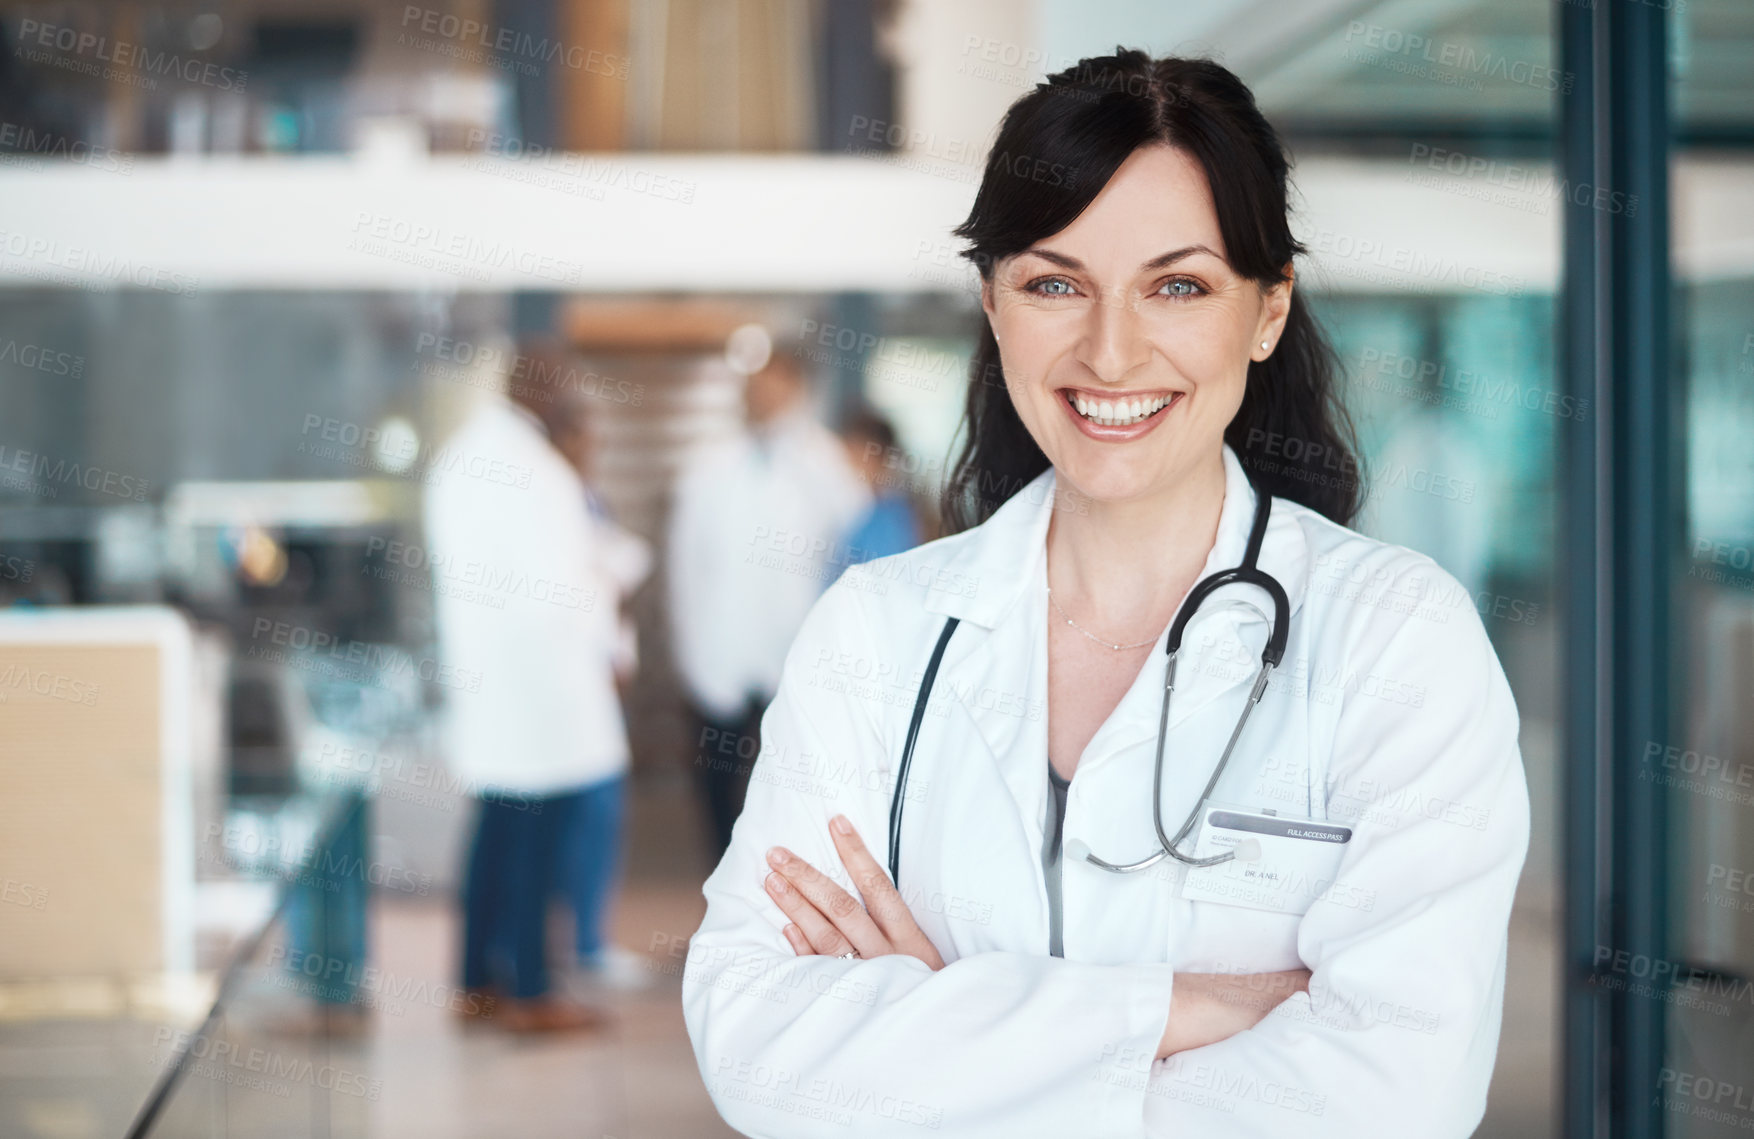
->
<box><xmin>924</xmin><ymin>612</ymin><xmax>1052</xmax><ymax>855</ymax></box>
<box><xmin>919</xmin><ymin>472</ymin><xmax>1057</xmax><ymax>846</ymax></box>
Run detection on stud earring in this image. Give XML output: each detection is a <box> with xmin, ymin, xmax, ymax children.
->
<box><xmin>1260</xmin><ymin>340</ymin><xmax>1270</xmax><ymax>351</ymax></box>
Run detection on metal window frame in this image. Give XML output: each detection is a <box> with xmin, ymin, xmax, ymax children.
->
<box><xmin>1558</xmin><ymin>2</ymin><xmax>1677</xmax><ymax>1137</ymax></box>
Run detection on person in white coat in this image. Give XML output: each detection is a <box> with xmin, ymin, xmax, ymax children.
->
<box><xmin>683</xmin><ymin>50</ymin><xmax>1530</xmax><ymax>1137</ymax></box>
<box><xmin>425</xmin><ymin>345</ymin><xmax>629</xmax><ymax>1032</ymax></box>
<box><xmin>667</xmin><ymin>351</ymin><xmax>870</xmax><ymax>862</ymax></box>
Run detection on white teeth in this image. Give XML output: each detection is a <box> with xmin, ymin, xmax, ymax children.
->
<box><xmin>1065</xmin><ymin>391</ymin><xmax>1177</xmax><ymax>426</ymax></box>
<box><xmin>1066</xmin><ymin>391</ymin><xmax>1177</xmax><ymax>426</ymax></box>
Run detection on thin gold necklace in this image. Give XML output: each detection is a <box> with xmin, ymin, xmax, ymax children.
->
<box><xmin>1047</xmin><ymin>587</ymin><xmax>1160</xmax><ymax>651</ymax></box>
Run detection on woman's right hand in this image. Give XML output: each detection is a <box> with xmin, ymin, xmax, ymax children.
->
<box><xmin>1157</xmin><ymin>968</ymin><xmax>1311</xmax><ymax>1059</ymax></box>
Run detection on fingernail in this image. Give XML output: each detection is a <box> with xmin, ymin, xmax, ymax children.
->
<box><xmin>765</xmin><ymin>872</ymin><xmax>788</xmax><ymax>895</ymax></box>
<box><xmin>831</xmin><ymin>814</ymin><xmax>852</xmax><ymax>835</ymax></box>
<box><xmin>766</xmin><ymin>846</ymin><xmax>789</xmax><ymax>867</ymax></box>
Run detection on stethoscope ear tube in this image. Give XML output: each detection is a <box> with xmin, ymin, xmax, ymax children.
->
<box><xmin>888</xmin><ymin>616</ymin><xmax>960</xmax><ymax>888</ymax></box>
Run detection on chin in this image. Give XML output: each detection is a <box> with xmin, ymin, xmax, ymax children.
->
<box><xmin>1050</xmin><ymin>450</ymin><xmax>1172</xmax><ymax>506</ymax></box>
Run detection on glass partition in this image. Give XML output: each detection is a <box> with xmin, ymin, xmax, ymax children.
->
<box><xmin>1665</xmin><ymin>0</ymin><xmax>1754</xmax><ymax>1134</ymax></box>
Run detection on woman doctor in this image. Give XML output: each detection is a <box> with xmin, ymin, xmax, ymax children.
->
<box><xmin>683</xmin><ymin>51</ymin><xmax>1529</xmax><ymax>1138</ymax></box>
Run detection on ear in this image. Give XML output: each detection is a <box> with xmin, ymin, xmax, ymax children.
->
<box><xmin>980</xmin><ymin>276</ymin><xmax>998</xmax><ymax>339</ymax></box>
<box><xmin>1253</xmin><ymin>263</ymin><xmax>1295</xmax><ymax>361</ymax></box>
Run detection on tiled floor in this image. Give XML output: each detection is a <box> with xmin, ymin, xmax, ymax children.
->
<box><xmin>68</xmin><ymin>882</ymin><xmax>736</xmax><ymax>1139</ymax></box>
<box><xmin>356</xmin><ymin>885</ymin><xmax>734</xmax><ymax>1139</ymax></box>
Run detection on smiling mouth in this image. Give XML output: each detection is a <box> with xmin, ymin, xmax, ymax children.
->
<box><xmin>1060</xmin><ymin>389</ymin><xmax>1183</xmax><ymax>427</ymax></box>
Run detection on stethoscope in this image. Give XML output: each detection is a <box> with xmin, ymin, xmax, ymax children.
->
<box><xmin>887</xmin><ymin>481</ymin><xmax>1290</xmax><ymax>888</ymax></box>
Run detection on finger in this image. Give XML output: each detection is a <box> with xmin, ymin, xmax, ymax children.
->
<box><xmin>826</xmin><ymin>815</ymin><xmax>910</xmax><ymax>932</ymax></box>
<box><xmin>827</xmin><ymin>815</ymin><xmax>940</xmax><ymax>966</ymax></box>
<box><xmin>765</xmin><ymin>869</ymin><xmax>857</xmax><ymax>957</ymax></box>
<box><xmin>765</xmin><ymin>871</ymin><xmax>839</xmax><ymax>954</ymax></box>
<box><xmin>768</xmin><ymin>846</ymin><xmax>887</xmax><ymax>957</ymax></box>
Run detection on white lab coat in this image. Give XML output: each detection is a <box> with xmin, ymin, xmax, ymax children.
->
<box><xmin>589</xmin><ymin>490</ymin><xmax>654</xmax><ymax>682</ymax></box>
<box><xmin>667</xmin><ymin>406</ymin><xmax>871</xmax><ymax>720</ymax></box>
<box><xmin>683</xmin><ymin>445</ymin><xmax>1530</xmax><ymax>1138</ymax></box>
<box><xmin>423</xmin><ymin>397</ymin><xmax>630</xmax><ymax>795</ymax></box>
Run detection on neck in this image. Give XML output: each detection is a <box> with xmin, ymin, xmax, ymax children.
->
<box><xmin>1045</xmin><ymin>449</ymin><xmax>1229</xmax><ymax>632</ymax></box>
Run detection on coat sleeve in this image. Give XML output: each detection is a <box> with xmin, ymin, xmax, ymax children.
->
<box><xmin>682</xmin><ymin>575</ymin><xmax>1179</xmax><ymax>1139</ymax></box>
<box><xmin>1141</xmin><ymin>558</ymin><xmax>1531</xmax><ymax>1136</ymax></box>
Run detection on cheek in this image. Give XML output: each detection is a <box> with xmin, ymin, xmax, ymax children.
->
<box><xmin>992</xmin><ymin>326</ymin><xmax>1062</xmax><ymax>407</ymax></box>
<box><xmin>1167</xmin><ymin>341</ymin><xmax>1246</xmax><ymax>392</ymax></box>
<box><xmin>994</xmin><ymin>308</ymin><xmax>1068</xmax><ymax>357</ymax></box>
<box><xmin>1149</xmin><ymin>310</ymin><xmax>1253</xmax><ymax>389</ymax></box>
<box><xmin>999</xmin><ymin>359</ymin><xmax>1056</xmax><ymax>436</ymax></box>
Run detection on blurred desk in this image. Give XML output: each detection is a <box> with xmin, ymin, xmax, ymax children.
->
<box><xmin>0</xmin><ymin>607</ymin><xmax>198</xmax><ymax>980</ymax></box>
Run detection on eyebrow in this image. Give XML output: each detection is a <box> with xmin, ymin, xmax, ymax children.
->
<box><xmin>1020</xmin><ymin>244</ymin><xmax>1226</xmax><ymax>273</ymax></box>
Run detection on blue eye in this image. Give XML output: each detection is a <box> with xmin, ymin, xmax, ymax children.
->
<box><xmin>1027</xmin><ymin>277</ymin><xmax>1075</xmax><ymax>297</ymax></box>
<box><xmin>1160</xmin><ymin>278</ymin><xmax>1205</xmax><ymax>298</ymax></box>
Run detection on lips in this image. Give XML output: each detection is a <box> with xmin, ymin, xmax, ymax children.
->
<box><xmin>1045</xmin><ymin>386</ymin><xmax>1185</xmax><ymax>435</ymax></box>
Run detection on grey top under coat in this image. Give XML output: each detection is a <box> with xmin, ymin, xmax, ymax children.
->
<box><xmin>1042</xmin><ymin>763</ymin><xmax>1072</xmax><ymax>958</ymax></box>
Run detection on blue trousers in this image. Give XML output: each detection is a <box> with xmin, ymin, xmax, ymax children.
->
<box><xmin>561</xmin><ymin>775</ymin><xmax>626</xmax><ymax>960</ymax></box>
<box><xmin>284</xmin><ymin>790</ymin><xmax>371</xmax><ymax>1004</ymax></box>
<box><xmin>460</xmin><ymin>789</ymin><xmax>579</xmax><ymax>1000</ymax></box>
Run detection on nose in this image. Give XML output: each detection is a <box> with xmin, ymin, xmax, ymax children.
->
<box><xmin>1074</xmin><ymin>285</ymin><xmax>1151</xmax><ymax>385</ymax></box>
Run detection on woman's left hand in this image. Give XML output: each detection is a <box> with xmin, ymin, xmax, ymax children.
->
<box><xmin>763</xmin><ymin>814</ymin><xmax>945</xmax><ymax>971</ymax></box>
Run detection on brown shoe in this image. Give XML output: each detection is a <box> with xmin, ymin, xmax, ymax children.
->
<box><xmin>455</xmin><ymin>987</ymin><xmax>500</xmax><ymax>1026</ymax></box>
<box><xmin>496</xmin><ymin>997</ymin><xmax>609</xmax><ymax>1035</ymax></box>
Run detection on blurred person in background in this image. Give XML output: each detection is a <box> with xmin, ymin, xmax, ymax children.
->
<box><xmin>424</xmin><ymin>340</ymin><xmax>628</xmax><ymax>1033</ymax></box>
<box><xmin>667</xmin><ymin>346</ymin><xmax>870</xmax><ymax>863</ymax></box>
<box><xmin>830</xmin><ymin>407</ymin><xmax>925</xmax><ymax>585</ymax></box>
<box><xmin>548</xmin><ymin>392</ymin><xmax>656</xmax><ymax>990</ymax></box>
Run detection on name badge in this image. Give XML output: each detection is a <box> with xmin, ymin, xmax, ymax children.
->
<box><xmin>1178</xmin><ymin>802</ymin><xmax>1353</xmax><ymax>916</ymax></box>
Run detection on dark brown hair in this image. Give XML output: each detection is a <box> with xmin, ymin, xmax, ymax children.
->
<box><xmin>943</xmin><ymin>49</ymin><xmax>1362</xmax><ymax>531</ymax></box>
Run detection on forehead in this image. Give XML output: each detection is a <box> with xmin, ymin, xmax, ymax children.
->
<box><xmin>1031</xmin><ymin>144</ymin><xmax>1226</xmax><ymax>267</ymax></box>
